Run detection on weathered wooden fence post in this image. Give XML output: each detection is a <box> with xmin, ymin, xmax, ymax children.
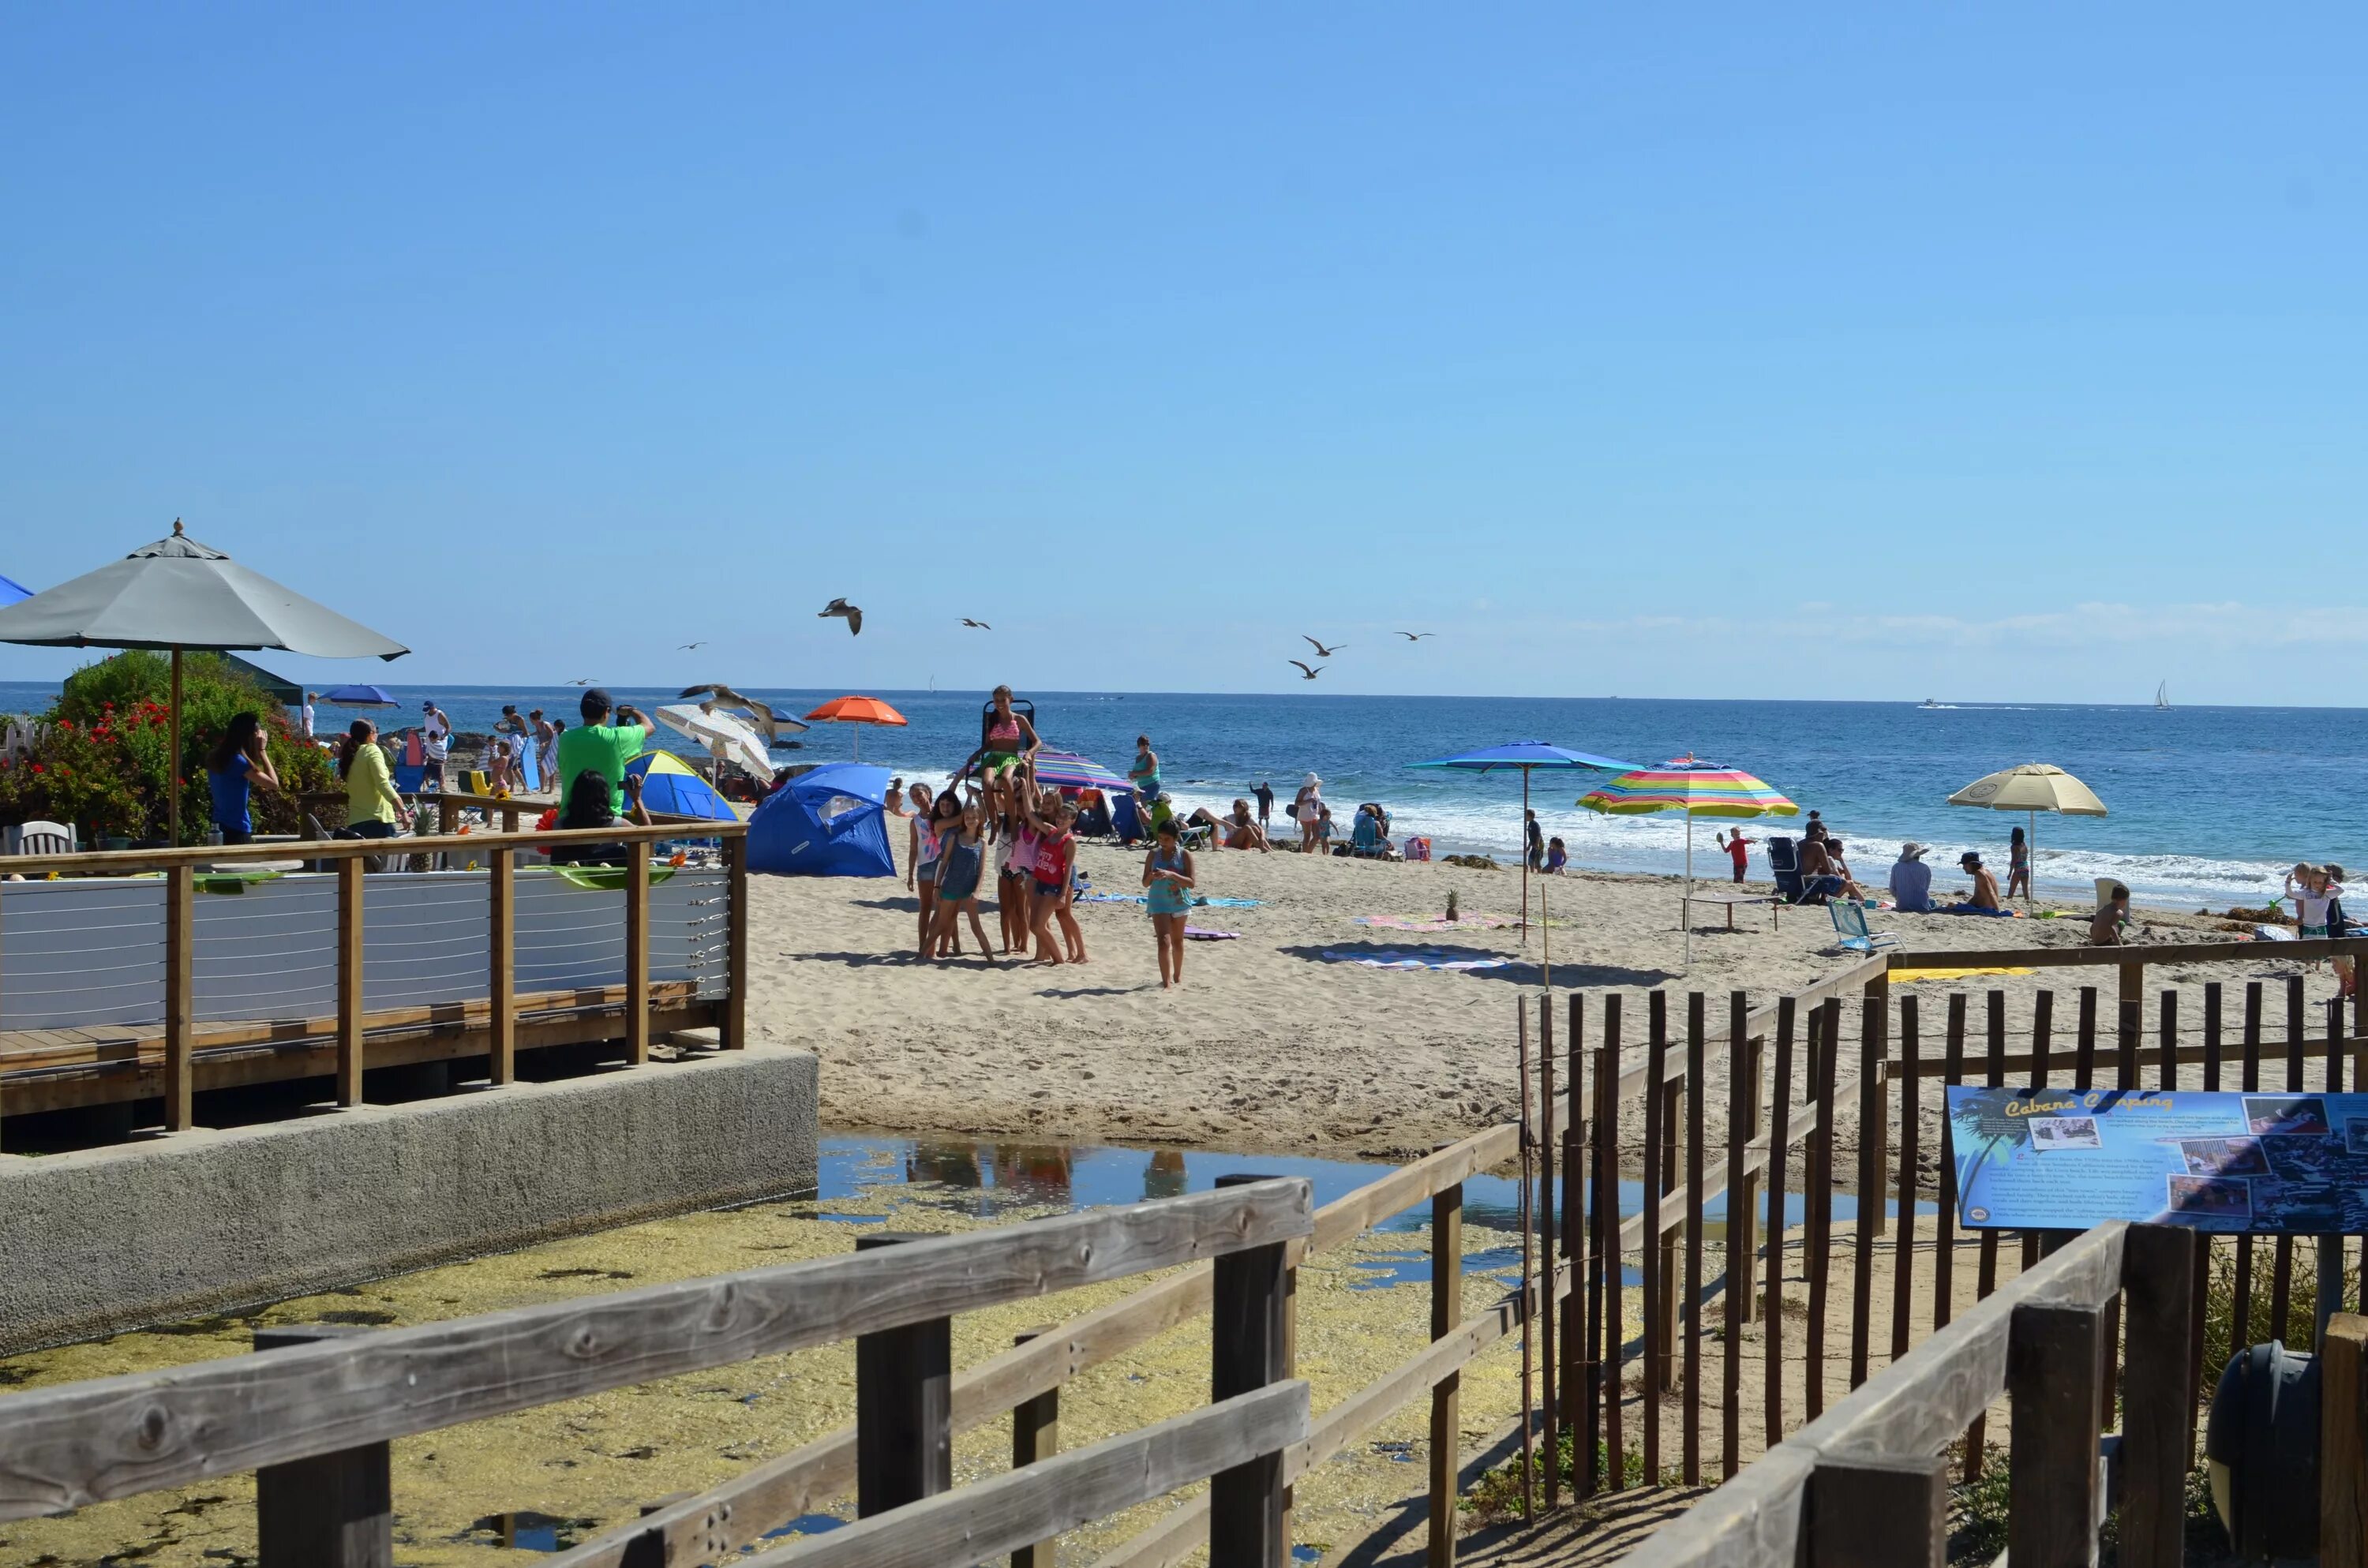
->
<box><xmin>1212</xmin><ymin>1173</ymin><xmax>1294</xmax><ymax>1568</ymax></box>
<box><xmin>336</xmin><ymin>854</ymin><xmax>365</xmax><ymax>1106</ymax></box>
<box><xmin>624</xmin><ymin>850</ymin><xmax>651</xmax><ymax>1065</ymax></box>
<box><xmin>254</xmin><ymin>1325</ymin><xmax>392</xmax><ymax>1568</ymax></box>
<box><xmin>722</xmin><ymin>830</ymin><xmax>751</xmax><ymax>1048</ymax></box>
<box><xmin>487</xmin><ymin>845</ymin><xmax>515</xmax><ymax>1085</ymax></box>
<box><xmin>1805</xmin><ymin>1452</ymin><xmax>1946</xmax><ymax>1567</ymax></box>
<box><xmin>2325</xmin><ymin>1312</ymin><xmax>2368</xmax><ymax>1568</ymax></box>
<box><xmin>2121</xmin><ymin>1222</ymin><xmax>2198</xmax><ymax>1568</ymax></box>
<box><xmin>1429</xmin><ymin>1167</ymin><xmax>1463</xmax><ymax>1568</ymax></box>
<box><xmin>164</xmin><ymin>861</ymin><xmax>196</xmax><ymax>1129</ymax></box>
<box><xmin>2006</xmin><ymin>1300</ymin><xmax>2104</xmax><ymax>1568</ymax></box>
<box><xmin>855</xmin><ymin>1233</ymin><xmax>952</xmax><ymax>1514</ymax></box>
<box><xmin>1010</xmin><ymin>1327</ymin><xmax>1059</xmax><ymax>1568</ymax></box>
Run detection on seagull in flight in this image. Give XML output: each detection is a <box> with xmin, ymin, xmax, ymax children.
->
<box><xmin>819</xmin><ymin>597</ymin><xmax>863</xmax><ymax>636</ymax></box>
<box><xmin>960</xmin><ymin>618</ymin><xmax>992</xmax><ymax>630</ymax></box>
<box><xmin>567</xmin><ymin>678</ymin><xmax>596</xmax><ymax>686</ymax></box>
<box><xmin>676</xmin><ymin>683</ymin><xmax>810</xmax><ymax>745</ymax></box>
<box><xmin>1397</xmin><ymin>631</ymin><xmax>1435</xmax><ymax>642</ymax></box>
<box><xmin>1287</xmin><ymin>660</ymin><xmax>1325</xmax><ymax>680</ymax></box>
<box><xmin>678</xmin><ymin>640</ymin><xmax>706</xmax><ymax>650</ymax></box>
<box><xmin>1302</xmin><ymin>635</ymin><xmax>1346</xmax><ymax>658</ymax></box>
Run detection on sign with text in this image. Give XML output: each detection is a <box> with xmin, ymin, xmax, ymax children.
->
<box><xmin>1946</xmin><ymin>1085</ymin><xmax>2366</xmax><ymax>1233</ymax></box>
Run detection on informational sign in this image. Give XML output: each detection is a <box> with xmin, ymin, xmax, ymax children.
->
<box><xmin>1946</xmin><ymin>1085</ymin><xmax>2367</xmax><ymax>1233</ymax></box>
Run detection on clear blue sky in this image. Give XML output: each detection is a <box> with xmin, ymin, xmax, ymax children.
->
<box><xmin>4</xmin><ymin>4</ymin><xmax>2362</xmax><ymax>702</ymax></box>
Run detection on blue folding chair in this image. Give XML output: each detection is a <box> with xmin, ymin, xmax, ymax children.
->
<box><xmin>1830</xmin><ymin>900</ymin><xmax>1900</xmax><ymax>955</ymax></box>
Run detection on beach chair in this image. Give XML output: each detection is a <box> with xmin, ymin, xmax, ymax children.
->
<box><xmin>5</xmin><ymin>820</ymin><xmax>73</xmax><ymax>856</ymax></box>
<box><xmin>1767</xmin><ymin>835</ymin><xmax>1804</xmax><ymax>904</ymax></box>
<box><xmin>1113</xmin><ymin>791</ymin><xmax>1147</xmax><ymax>845</ymax></box>
<box><xmin>1829</xmin><ymin>900</ymin><xmax>1900</xmax><ymax>955</ymax></box>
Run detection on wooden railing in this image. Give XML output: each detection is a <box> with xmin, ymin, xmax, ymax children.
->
<box><xmin>0</xmin><ymin>1180</ymin><xmax>1315</xmax><ymax>1568</ymax></box>
<box><xmin>0</xmin><ymin>818</ymin><xmax>750</xmax><ymax>1128</ymax></box>
<box><xmin>1616</xmin><ymin>1219</ymin><xmax>2198</xmax><ymax>1566</ymax></box>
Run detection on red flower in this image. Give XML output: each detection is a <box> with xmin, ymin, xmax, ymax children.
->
<box><xmin>29</xmin><ymin>762</ymin><xmax>43</xmax><ymax>773</ymax></box>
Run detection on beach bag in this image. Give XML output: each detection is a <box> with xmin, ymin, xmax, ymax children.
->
<box><xmin>1406</xmin><ymin>836</ymin><xmax>1432</xmax><ymax>863</ymax></box>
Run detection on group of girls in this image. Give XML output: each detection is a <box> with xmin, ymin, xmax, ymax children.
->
<box><xmin>905</xmin><ymin>761</ymin><xmax>1088</xmax><ymax>967</ymax></box>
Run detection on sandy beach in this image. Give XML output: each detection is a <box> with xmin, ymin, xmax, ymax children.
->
<box><xmin>745</xmin><ymin>833</ymin><xmax>2312</xmax><ymax>1162</ymax></box>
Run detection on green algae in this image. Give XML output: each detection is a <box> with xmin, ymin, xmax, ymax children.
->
<box><xmin>0</xmin><ymin>1172</ymin><xmax>1587</xmax><ymax>1567</ymax></box>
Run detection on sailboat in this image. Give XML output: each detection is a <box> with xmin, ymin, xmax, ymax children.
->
<box><xmin>2155</xmin><ymin>681</ymin><xmax>2170</xmax><ymax>711</ymax></box>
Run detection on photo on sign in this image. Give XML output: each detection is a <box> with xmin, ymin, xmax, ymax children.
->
<box><xmin>2172</xmin><ymin>1137</ymin><xmax>2271</xmax><ymax>1177</ymax></box>
<box><xmin>2166</xmin><ymin>1176</ymin><xmax>2253</xmax><ymax>1219</ymax></box>
<box><xmin>2347</xmin><ymin>1118</ymin><xmax>2368</xmax><ymax>1156</ymax></box>
<box><xmin>2029</xmin><ymin>1116</ymin><xmax>2102</xmax><ymax>1151</ymax></box>
<box><xmin>2242</xmin><ymin>1096</ymin><xmax>2330</xmax><ymax>1137</ymax></box>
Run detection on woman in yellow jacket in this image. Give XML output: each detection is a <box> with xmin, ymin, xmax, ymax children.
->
<box><xmin>336</xmin><ymin>720</ymin><xmax>413</xmax><ymax>840</ymax></box>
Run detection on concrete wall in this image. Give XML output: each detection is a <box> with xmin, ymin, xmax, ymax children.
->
<box><xmin>0</xmin><ymin>1046</ymin><xmax>818</xmax><ymax>1353</ymax></box>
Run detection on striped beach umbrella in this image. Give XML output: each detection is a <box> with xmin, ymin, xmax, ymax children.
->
<box><xmin>1029</xmin><ymin>749</ymin><xmax>1132</xmax><ymax>792</ymax></box>
<box><xmin>1579</xmin><ymin>757</ymin><xmax>1799</xmax><ymax>964</ymax></box>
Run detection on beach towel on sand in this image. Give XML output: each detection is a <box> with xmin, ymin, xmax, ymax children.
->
<box><xmin>1321</xmin><ymin>948</ymin><xmax>1511</xmax><ymax>971</ymax></box>
<box><xmin>1183</xmin><ymin>927</ymin><xmax>1239</xmax><ymax>941</ymax></box>
<box><xmin>1892</xmin><ymin>965</ymin><xmax>2036</xmax><ymax>982</ymax></box>
<box><xmin>1078</xmin><ymin>893</ymin><xmax>1262</xmax><ymax>908</ymax></box>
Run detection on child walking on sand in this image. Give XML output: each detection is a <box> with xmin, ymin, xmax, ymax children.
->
<box><xmin>2006</xmin><ymin>825</ymin><xmax>2031</xmax><ymax>901</ymax></box>
<box><xmin>1144</xmin><ymin>818</ymin><xmax>1196</xmax><ymax>988</ymax></box>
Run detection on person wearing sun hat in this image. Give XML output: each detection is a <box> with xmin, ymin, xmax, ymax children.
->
<box><xmin>1292</xmin><ymin>771</ymin><xmax>1325</xmax><ymax>852</ymax></box>
<box><xmin>1889</xmin><ymin>841</ymin><xmax>1935</xmax><ymax>911</ymax></box>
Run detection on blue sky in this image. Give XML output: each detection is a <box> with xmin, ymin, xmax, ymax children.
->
<box><xmin>3</xmin><ymin>4</ymin><xmax>2362</xmax><ymax>702</ymax></box>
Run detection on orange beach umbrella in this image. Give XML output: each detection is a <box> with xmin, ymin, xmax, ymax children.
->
<box><xmin>802</xmin><ymin>694</ymin><xmax>908</xmax><ymax>760</ymax></box>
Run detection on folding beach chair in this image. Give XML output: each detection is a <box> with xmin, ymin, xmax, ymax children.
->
<box><xmin>1829</xmin><ymin>900</ymin><xmax>1900</xmax><ymax>955</ymax></box>
<box><xmin>1767</xmin><ymin>835</ymin><xmax>1805</xmax><ymax>904</ymax></box>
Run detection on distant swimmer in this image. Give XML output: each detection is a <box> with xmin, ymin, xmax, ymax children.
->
<box><xmin>676</xmin><ymin>683</ymin><xmax>809</xmax><ymax>745</ymax></box>
<box><xmin>1397</xmin><ymin>631</ymin><xmax>1435</xmax><ymax>641</ymax></box>
<box><xmin>1302</xmin><ymin>635</ymin><xmax>1346</xmax><ymax>658</ymax></box>
<box><xmin>1287</xmin><ymin>660</ymin><xmax>1325</xmax><ymax>680</ymax></box>
<box><xmin>961</xmin><ymin>618</ymin><xmax>992</xmax><ymax>630</ymax></box>
<box><xmin>819</xmin><ymin>597</ymin><xmax>864</xmax><ymax>635</ymax></box>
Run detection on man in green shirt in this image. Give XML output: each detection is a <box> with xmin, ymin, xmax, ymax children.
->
<box><xmin>555</xmin><ymin>689</ymin><xmax>651</xmax><ymax>815</ymax></box>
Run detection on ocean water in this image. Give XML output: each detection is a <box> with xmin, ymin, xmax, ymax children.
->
<box><xmin>4</xmin><ymin>680</ymin><xmax>2359</xmax><ymax>906</ymax></box>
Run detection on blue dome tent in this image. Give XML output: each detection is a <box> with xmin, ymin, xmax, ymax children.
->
<box><xmin>747</xmin><ymin>762</ymin><xmax>894</xmax><ymax>878</ymax></box>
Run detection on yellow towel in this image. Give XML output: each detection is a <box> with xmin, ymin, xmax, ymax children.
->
<box><xmin>1891</xmin><ymin>965</ymin><xmax>2036</xmax><ymax>982</ymax></box>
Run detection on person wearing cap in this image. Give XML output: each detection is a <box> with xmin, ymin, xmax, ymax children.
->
<box><xmin>1953</xmin><ymin>851</ymin><xmax>2004</xmax><ymax>913</ymax></box>
<box><xmin>1292</xmin><ymin>772</ymin><xmax>1325</xmax><ymax>853</ymax></box>
<box><xmin>1889</xmin><ymin>842</ymin><xmax>1935</xmax><ymax>912</ymax></box>
<box><xmin>420</xmin><ymin>700</ymin><xmax>452</xmax><ymax>791</ymax></box>
<box><xmin>555</xmin><ymin>688</ymin><xmax>653</xmax><ymax>818</ymax></box>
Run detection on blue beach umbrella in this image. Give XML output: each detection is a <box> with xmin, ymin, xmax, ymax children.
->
<box><xmin>0</xmin><ymin>572</ymin><xmax>29</xmax><ymax>607</ymax></box>
<box><xmin>624</xmin><ymin>750</ymin><xmax>740</xmax><ymax>822</ymax></box>
<box><xmin>319</xmin><ymin>683</ymin><xmax>399</xmax><ymax>707</ymax></box>
<box><xmin>1407</xmin><ymin>741</ymin><xmax>1642</xmax><ymax>945</ymax></box>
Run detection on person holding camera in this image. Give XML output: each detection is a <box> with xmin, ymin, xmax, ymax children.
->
<box><xmin>555</xmin><ymin>688</ymin><xmax>652</xmax><ymax>816</ymax></box>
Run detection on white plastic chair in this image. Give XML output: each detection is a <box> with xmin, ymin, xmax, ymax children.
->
<box><xmin>6</xmin><ymin>820</ymin><xmax>74</xmax><ymax>856</ymax></box>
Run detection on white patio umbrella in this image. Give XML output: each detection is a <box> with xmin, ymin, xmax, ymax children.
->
<box><xmin>658</xmin><ymin>702</ymin><xmax>774</xmax><ymax>780</ymax></box>
<box><xmin>1945</xmin><ymin>763</ymin><xmax>2108</xmax><ymax>905</ymax></box>
<box><xmin>0</xmin><ymin>521</ymin><xmax>407</xmax><ymax>840</ymax></box>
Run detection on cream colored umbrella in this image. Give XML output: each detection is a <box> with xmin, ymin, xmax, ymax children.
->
<box><xmin>1946</xmin><ymin>763</ymin><xmax>2108</xmax><ymax>904</ymax></box>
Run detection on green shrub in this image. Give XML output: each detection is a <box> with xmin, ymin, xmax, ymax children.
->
<box><xmin>0</xmin><ymin>652</ymin><xmax>335</xmax><ymax>844</ymax></box>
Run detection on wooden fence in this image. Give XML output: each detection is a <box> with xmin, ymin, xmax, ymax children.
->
<box><xmin>0</xmin><ymin>816</ymin><xmax>749</xmax><ymax>1130</ymax></box>
<box><xmin>0</xmin><ymin>1179</ymin><xmax>1315</xmax><ymax>1567</ymax></box>
<box><xmin>1531</xmin><ymin>936</ymin><xmax>2368</xmax><ymax>1564</ymax></box>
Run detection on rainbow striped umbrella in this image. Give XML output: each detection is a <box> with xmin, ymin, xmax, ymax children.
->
<box><xmin>1578</xmin><ymin>758</ymin><xmax>1799</xmax><ymax>964</ymax></box>
<box><xmin>1029</xmin><ymin>749</ymin><xmax>1132</xmax><ymax>792</ymax></box>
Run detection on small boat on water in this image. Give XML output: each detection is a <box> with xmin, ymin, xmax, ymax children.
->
<box><xmin>1920</xmin><ymin>697</ymin><xmax>1941</xmax><ymax>709</ymax></box>
<box><xmin>2155</xmin><ymin>681</ymin><xmax>2171</xmax><ymax>711</ymax></box>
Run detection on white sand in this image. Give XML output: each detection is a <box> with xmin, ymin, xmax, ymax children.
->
<box><xmin>744</xmin><ymin>835</ymin><xmax>2302</xmax><ymax>1160</ymax></box>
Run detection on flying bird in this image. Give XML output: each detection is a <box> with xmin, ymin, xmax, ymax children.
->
<box><xmin>678</xmin><ymin>640</ymin><xmax>706</xmax><ymax>650</ymax></box>
<box><xmin>1287</xmin><ymin>660</ymin><xmax>1325</xmax><ymax>680</ymax></box>
<box><xmin>567</xmin><ymin>678</ymin><xmax>596</xmax><ymax>686</ymax></box>
<box><xmin>960</xmin><ymin>618</ymin><xmax>992</xmax><ymax>630</ymax></box>
<box><xmin>819</xmin><ymin>597</ymin><xmax>864</xmax><ymax>635</ymax></box>
<box><xmin>1302</xmin><ymin>635</ymin><xmax>1346</xmax><ymax>658</ymax></box>
<box><xmin>677</xmin><ymin>683</ymin><xmax>809</xmax><ymax>746</ymax></box>
<box><xmin>1397</xmin><ymin>631</ymin><xmax>1435</xmax><ymax>641</ymax></box>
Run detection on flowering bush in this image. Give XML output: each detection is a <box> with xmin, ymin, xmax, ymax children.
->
<box><xmin>0</xmin><ymin>652</ymin><xmax>337</xmax><ymax>844</ymax></box>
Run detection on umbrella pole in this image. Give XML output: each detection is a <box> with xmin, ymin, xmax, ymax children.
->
<box><xmin>169</xmin><ymin>647</ymin><xmax>183</xmax><ymax>844</ymax></box>
<box><xmin>1521</xmin><ymin>768</ymin><xmax>1531</xmax><ymax>946</ymax></box>
<box><xmin>1684</xmin><ymin>813</ymin><xmax>1694</xmax><ymax>969</ymax></box>
<box><xmin>2029</xmin><ymin>808</ymin><xmax>2037</xmax><ymax>908</ymax></box>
